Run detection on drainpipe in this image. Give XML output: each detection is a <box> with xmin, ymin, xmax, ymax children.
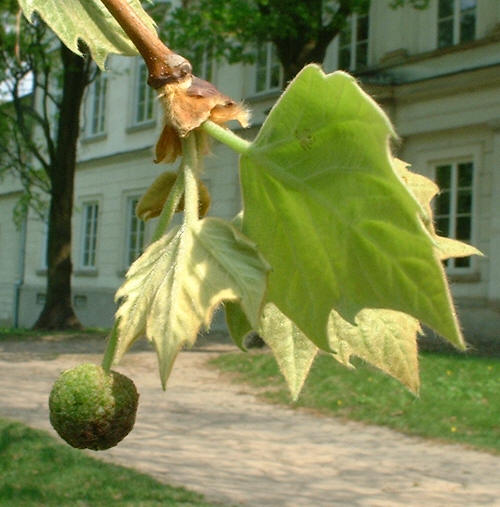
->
<box><xmin>13</xmin><ymin>214</ymin><xmax>27</xmax><ymax>328</ymax></box>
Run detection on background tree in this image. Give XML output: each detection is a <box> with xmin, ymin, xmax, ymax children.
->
<box><xmin>156</xmin><ymin>0</ymin><xmax>429</xmax><ymax>85</ymax></box>
<box><xmin>0</xmin><ymin>2</ymin><xmax>95</xmax><ymax>329</ymax></box>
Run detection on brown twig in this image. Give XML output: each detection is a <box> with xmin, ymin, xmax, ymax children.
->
<box><xmin>99</xmin><ymin>0</ymin><xmax>192</xmax><ymax>88</ymax></box>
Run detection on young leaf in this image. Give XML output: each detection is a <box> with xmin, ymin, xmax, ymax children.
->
<box><xmin>328</xmin><ymin>309</ymin><xmax>421</xmax><ymax>394</ymax></box>
<box><xmin>115</xmin><ymin>217</ymin><xmax>270</xmax><ymax>387</ymax></box>
<box><xmin>260</xmin><ymin>303</ymin><xmax>318</xmax><ymax>401</ymax></box>
<box><xmin>240</xmin><ymin>65</ymin><xmax>464</xmax><ymax>352</ymax></box>
<box><xmin>17</xmin><ymin>0</ymin><xmax>156</xmax><ymax>69</ymax></box>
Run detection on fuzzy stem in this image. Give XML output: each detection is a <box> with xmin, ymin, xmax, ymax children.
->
<box><xmin>201</xmin><ymin>120</ymin><xmax>251</xmax><ymax>154</ymax></box>
<box><xmin>101</xmin><ymin>321</ymin><xmax>119</xmax><ymax>372</ymax></box>
<box><xmin>182</xmin><ymin>135</ymin><xmax>199</xmax><ymax>228</ymax></box>
<box><xmin>151</xmin><ymin>166</ymin><xmax>185</xmax><ymax>242</ymax></box>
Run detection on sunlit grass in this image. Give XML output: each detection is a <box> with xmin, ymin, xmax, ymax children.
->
<box><xmin>211</xmin><ymin>350</ymin><xmax>500</xmax><ymax>453</ymax></box>
<box><xmin>0</xmin><ymin>327</ymin><xmax>109</xmax><ymax>341</ymax></box>
<box><xmin>0</xmin><ymin>418</ymin><xmax>219</xmax><ymax>506</ymax></box>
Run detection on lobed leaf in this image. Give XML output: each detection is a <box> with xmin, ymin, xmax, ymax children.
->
<box><xmin>17</xmin><ymin>0</ymin><xmax>156</xmax><ymax>69</ymax></box>
<box><xmin>240</xmin><ymin>65</ymin><xmax>465</xmax><ymax>352</ymax></box>
<box><xmin>115</xmin><ymin>217</ymin><xmax>269</xmax><ymax>387</ymax></box>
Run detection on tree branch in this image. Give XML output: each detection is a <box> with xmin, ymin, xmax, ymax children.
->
<box><xmin>99</xmin><ymin>0</ymin><xmax>192</xmax><ymax>88</ymax></box>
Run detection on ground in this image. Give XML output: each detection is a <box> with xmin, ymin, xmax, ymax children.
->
<box><xmin>0</xmin><ymin>333</ymin><xmax>499</xmax><ymax>506</ymax></box>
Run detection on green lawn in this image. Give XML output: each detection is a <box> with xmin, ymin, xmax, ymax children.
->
<box><xmin>0</xmin><ymin>418</ymin><xmax>218</xmax><ymax>506</ymax></box>
<box><xmin>211</xmin><ymin>350</ymin><xmax>500</xmax><ymax>453</ymax></box>
<box><xmin>0</xmin><ymin>327</ymin><xmax>109</xmax><ymax>342</ymax></box>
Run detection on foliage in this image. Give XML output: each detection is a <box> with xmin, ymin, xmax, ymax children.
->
<box><xmin>156</xmin><ymin>0</ymin><xmax>430</xmax><ymax>81</ymax></box>
<box><xmin>0</xmin><ymin>4</ymin><xmax>53</xmax><ymax>222</ymax></box>
<box><xmin>0</xmin><ymin>418</ymin><xmax>217</xmax><ymax>505</ymax></box>
<box><xmin>13</xmin><ymin>0</ymin><xmax>480</xmax><ymax>402</ymax></box>
<box><xmin>211</xmin><ymin>351</ymin><xmax>500</xmax><ymax>453</ymax></box>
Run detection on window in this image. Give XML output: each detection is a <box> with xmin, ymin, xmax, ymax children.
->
<box><xmin>437</xmin><ymin>0</ymin><xmax>476</xmax><ymax>48</ymax></box>
<box><xmin>125</xmin><ymin>196</ymin><xmax>145</xmax><ymax>266</ymax></box>
<box><xmin>192</xmin><ymin>47</ymin><xmax>215</xmax><ymax>82</ymax></box>
<box><xmin>134</xmin><ymin>61</ymin><xmax>155</xmax><ymax>124</ymax></box>
<box><xmin>255</xmin><ymin>42</ymin><xmax>282</xmax><ymax>94</ymax></box>
<box><xmin>88</xmin><ymin>72</ymin><xmax>107</xmax><ymax>136</ymax></box>
<box><xmin>434</xmin><ymin>161</ymin><xmax>474</xmax><ymax>269</ymax></box>
<box><xmin>338</xmin><ymin>13</ymin><xmax>369</xmax><ymax>71</ymax></box>
<box><xmin>80</xmin><ymin>202</ymin><xmax>99</xmax><ymax>268</ymax></box>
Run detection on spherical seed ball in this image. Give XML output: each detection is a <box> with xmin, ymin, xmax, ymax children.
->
<box><xmin>48</xmin><ymin>363</ymin><xmax>139</xmax><ymax>451</ymax></box>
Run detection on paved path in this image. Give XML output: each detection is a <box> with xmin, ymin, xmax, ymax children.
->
<box><xmin>0</xmin><ymin>335</ymin><xmax>499</xmax><ymax>506</ymax></box>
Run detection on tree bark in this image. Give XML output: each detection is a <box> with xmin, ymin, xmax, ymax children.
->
<box><xmin>33</xmin><ymin>45</ymin><xmax>89</xmax><ymax>330</ymax></box>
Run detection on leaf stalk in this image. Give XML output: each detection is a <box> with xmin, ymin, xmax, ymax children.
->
<box><xmin>202</xmin><ymin>120</ymin><xmax>251</xmax><ymax>154</ymax></box>
<box><xmin>182</xmin><ymin>134</ymin><xmax>200</xmax><ymax>228</ymax></box>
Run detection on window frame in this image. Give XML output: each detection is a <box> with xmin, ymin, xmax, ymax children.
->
<box><xmin>432</xmin><ymin>158</ymin><xmax>477</xmax><ymax>274</ymax></box>
<box><xmin>133</xmin><ymin>59</ymin><xmax>156</xmax><ymax>126</ymax></box>
<box><xmin>437</xmin><ymin>0</ymin><xmax>477</xmax><ymax>49</ymax></box>
<box><xmin>124</xmin><ymin>194</ymin><xmax>146</xmax><ymax>267</ymax></box>
<box><xmin>337</xmin><ymin>12</ymin><xmax>370</xmax><ymax>72</ymax></box>
<box><xmin>87</xmin><ymin>71</ymin><xmax>107</xmax><ymax>137</ymax></box>
<box><xmin>79</xmin><ymin>200</ymin><xmax>100</xmax><ymax>270</ymax></box>
<box><xmin>253</xmin><ymin>42</ymin><xmax>283</xmax><ymax>95</ymax></box>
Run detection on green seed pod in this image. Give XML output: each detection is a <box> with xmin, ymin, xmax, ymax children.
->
<box><xmin>49</xmin><ymin>363</ymin><xmax>139</xmax><ymax>451</ymax></box>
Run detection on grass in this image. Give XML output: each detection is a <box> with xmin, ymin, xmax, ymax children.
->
<box><xmin>0</xmin><ymin>327</ymin><xmax>109</xmax><ymax>342</ymax></box>
<box><xmin>0</xmin><ymin>418</ymin><xmax>218</xmax><ymax>506</ymax></box>
<box><xmin>210</xmin><ymin>350</ymin><xmax>500</xmax><ymax>453</ymax></box>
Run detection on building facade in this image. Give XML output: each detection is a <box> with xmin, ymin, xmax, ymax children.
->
<box><xmin>1</xmin><ymin>0</ymin><xmax>499</xmax><ymax>342</ymax></box>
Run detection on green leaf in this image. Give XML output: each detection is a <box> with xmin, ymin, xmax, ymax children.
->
<box><xmin>18</xmin><ymin>0</ymin><xmax>156</xmax><ymax>69</ymax></box>
<box><xmin>115</xmin><ymin>217</ymin><xmax>269</xmax><ymax>387</ymax></box>
<box><xmin>260</xmin><ymin>303</ymin><xmax>318</xmax><ymax>401</ymax></box>
<box><xmin>224</xmin><ymin>301</ymin><xmax>252</xmax><ymax>350</ymax></box>
<box><xmin>240</xmin><ymin>64</ymin><xmax>464</xmax><ymax>351</ymax></box>
<box><xmin>328</xmin><ymin>309</ymin><xmax>421</xmax><ymax>394</ymax></box>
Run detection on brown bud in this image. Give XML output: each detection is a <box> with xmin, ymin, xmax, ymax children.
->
<box><xmin>136</xmin><ymin>171</ymin><xmax>211</xmax><ymax>221</ymax></box>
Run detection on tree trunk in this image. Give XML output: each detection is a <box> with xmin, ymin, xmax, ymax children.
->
<box><xmin>33</xmin><ymin>46</ymin><xmax>89</xmax><ymax>330</ymax></box>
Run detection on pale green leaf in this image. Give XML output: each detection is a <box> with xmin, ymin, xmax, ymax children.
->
<box><xmin>240</xmin><ymin>64</ymin><xmax>464</xmax><ymax>351</ymax></box>
<box><xmin>328</xmin><ymin>309</ymin><xmax>421</xmax><ymax>394</ymax></box>
<box><xmin>260</xmin><ymin>303</ymin><xmax>318</xmax><ymax>401</ymax></box>
<box><xmin>115</xmin><ymin>217</ymin><xmax>269</xmax><ymax>387</ymax></box>
<box><xmin>18</xmin><ymin>0</ymin><xmax>156</xmax><ymax>69</ymax></box>
<box><xmin>435</xmin><ymin>236</ymin><xmax>483</xmax><ymax>260</ymax></box>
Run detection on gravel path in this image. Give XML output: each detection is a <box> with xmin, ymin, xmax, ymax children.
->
<box><xmin>0</xmin><ymin>335</ymin><xmax>499</xmax><ymax>506</ymax></box>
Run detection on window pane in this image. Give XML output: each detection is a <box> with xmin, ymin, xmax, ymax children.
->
<box><xmin>357</xmin><ymin>15</ymin><xmax>369</xmax><ymax>41</ymax></box>
<box><xmin>436</xmin><ymin>191</ymin><xmax>450</xmax><ymax>215</ymax></box>
<box><xmin>436</xmin><ymin>165</ymin><xmax>451</xmax><ymax>190</ymax></box>
<box><xmin>356</xmin><ymin>42</ymin><xmax>368</xmax><ymax>68</ymax></box>
<box><xmin>460</xmin><ymin>0</ymin><xmax>476</xmax><ymax>11</ymax></box>
<box><xmin>270</xmin><ymin>64</ymin><xmax>281</xmax><ymax>89</ymax></box>
<box><xmin>455</xmin><ymin>216</ymin><xmax>471</xmax><ymax>240</ymax></box>
<box><xmin>339</xmin><ymin>47</ymin><xmax>351</xmax><ymax>70</ymax></box>
<box><xmin>460</xmin><ymin>11</ymin><xmax>475</xmax><ymax>43</ymax></box>
<box><xmin>438</xmin><ymin>0</ymin><xmax>454</xmax><ymax>18</ymax></box>
<box><xmin>340</xmin><ymin>22</ymin><xmax>352</xmax><ymax>46</ymax></box>
<box><xmin>256</xmin><ymin>68</ymin><xmax>266</xmax><ymax>93</ymax></box>
<box><xmin>438</xmin><ymin>19</ymin><xmax>454</xmax><ymax>48</ymax></box>
<box><xmin>457</xmin><ymin>190</ymin><xmax>472</xmax><ymax>213</ymax></box>
<box><xmin>458</xmin><ymin>162</ymin><xmax>473</xmax><ymax>187</ymax></box>
<box><xmin>454</xmin><ymin>256</ymin><xmax>471</xmax><ymax>268</ymax></box>
<box><xmin>436</xmin><ymin>217</ymin><xmax>450</xmax><ymax>236</ymax></box>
